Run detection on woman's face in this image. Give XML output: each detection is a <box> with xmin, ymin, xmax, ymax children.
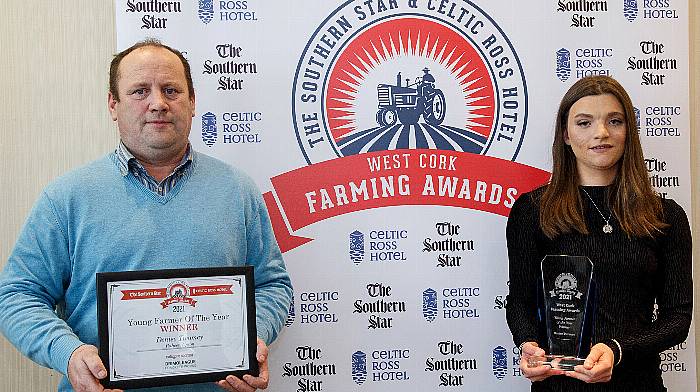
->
<box><xmin>565</xmin><ymin>93</ymin><xmax>627</xmax><ymax>185</ymax></box>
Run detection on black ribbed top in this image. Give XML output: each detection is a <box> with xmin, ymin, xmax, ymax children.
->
<box><xmin>505</xmin><ymin>186</ymin><xmax>692</xmax><ymax>391</ymax></box>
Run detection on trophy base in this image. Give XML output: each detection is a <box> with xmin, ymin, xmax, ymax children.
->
<box><xmin>527</xmin><ymin>355</ymin><xmax>585</xmax><ymax>371</ymax></box>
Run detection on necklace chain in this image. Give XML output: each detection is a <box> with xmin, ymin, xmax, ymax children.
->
<box><xmin>581</xmin><ymin>188</ymin><xmax>614</xmax><ymax>234</ymax></box>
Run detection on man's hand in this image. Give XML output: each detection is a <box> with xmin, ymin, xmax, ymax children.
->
<box><xmin>566</xmin><ymin>343</ymin><xmax>614</xmax><ymax>383</ymax></box>
<box><xmin>67</xmin><ymin>344</ymin><xmax>123</xmax><ymax>392</ymax></box>
<box><xmin>217</xmin><ymin>338</ymin><xmax>270</xmax><ymax>392</ymax></box>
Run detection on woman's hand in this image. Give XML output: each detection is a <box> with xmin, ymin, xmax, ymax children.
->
<box><xmin>519</xmin><ymin>342</ymin><xmax>564</xmax><ymax>382</ymax></box>
<box><xmin>566</xmin><ymin>343</ymin><xmax>614</xmax><ymax>383</ymax></box>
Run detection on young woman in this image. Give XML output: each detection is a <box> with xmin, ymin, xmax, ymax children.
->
<box><xmin>505</xmin><ymin>76</ymin><xmax>692</xmax><ymax>391</ymax></box>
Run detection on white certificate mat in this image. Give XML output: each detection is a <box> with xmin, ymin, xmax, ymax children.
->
<box><xmin>97</xmin><ymin>267</ymin><xmax>257</xmax><ymax>389</ymax></box>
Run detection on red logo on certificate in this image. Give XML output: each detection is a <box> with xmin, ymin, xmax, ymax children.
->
<box><xmin>161</xmin><ymin>280</ymin><xmax>196</xmax><ymax>308</ymax></box>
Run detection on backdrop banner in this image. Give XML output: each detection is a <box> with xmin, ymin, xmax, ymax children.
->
<box><xmin>116</xmin><ymin>1</ymin><xmax>694</xmax><ymax>390</ymax></box>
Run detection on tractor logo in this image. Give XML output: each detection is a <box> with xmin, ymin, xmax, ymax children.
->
<box><xmin>292</xmin><ymin>2</ymin><xmax>527</xmax><ymax>165</ymax></box>
<box><xmin>160</xmin><ymin>280</ymin><xmax>196</xmax><ymax>308</ymax></box>
<box><xmin>375</xmin><ymin>68</ymin><xmax>446</xmax><ymax>127</ymax></box>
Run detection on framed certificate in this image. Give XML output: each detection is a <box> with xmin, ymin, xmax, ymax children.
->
<box><xmin>96</xmin><ymin>267</ymin><xmax>258</xmax><ymax>389</ymax></box>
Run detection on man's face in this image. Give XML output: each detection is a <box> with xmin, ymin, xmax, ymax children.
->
<box><xmin>108</xmin><ymin>46</ymin><xmax>195</xmax><ymax>163</ymax></box>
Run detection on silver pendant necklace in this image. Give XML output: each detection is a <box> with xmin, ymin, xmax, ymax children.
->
<box><xmin>581</xmin><ymin>188</ymin><xmax>613</xmax><ymax>234</ymax></box>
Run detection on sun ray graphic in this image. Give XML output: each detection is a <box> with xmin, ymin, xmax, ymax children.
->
<box><xmin>325</xmin><ymin>18</ymin><xmax>496</xmax><ymax>155</ymax></box>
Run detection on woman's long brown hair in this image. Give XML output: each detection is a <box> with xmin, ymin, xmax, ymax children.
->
<box><xmin>539</xmin><ymin>76</ymin><xmax>666</xmax><ymax>238</ymax></box>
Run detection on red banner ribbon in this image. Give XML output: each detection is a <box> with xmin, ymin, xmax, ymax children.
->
<box><xmin>190</xmin><ymin>285</ymin><xmax>234</xmax><ymax>296</ymax></box>
<box><xmin>121</xmin><ymin>288</ymin><xmax>166</xmax><ymax>300</ymax></box>
<box><xmin>121</xmin><ymin>285</ymin><xmax>234</xmax><ymax>301</ymax></box>
<box><xmin>264</xmin><ymin>150</ymin><xmax>551</xmax><ymax>252</ymax></box>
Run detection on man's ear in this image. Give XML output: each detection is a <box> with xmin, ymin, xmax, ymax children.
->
<box><xmin>108</xmin><ymin>92</ymin><xmax>118</xmax><ymax>121</ymax></box>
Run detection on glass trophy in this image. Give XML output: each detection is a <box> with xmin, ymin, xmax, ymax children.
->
<box><xmin>527</xmin><ymin>255</ymin><xmax>594</xmax><ymax>371</ymax></box>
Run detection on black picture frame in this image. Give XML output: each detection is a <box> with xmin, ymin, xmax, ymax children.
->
<box><xmin>96</xmin><ymin>267</ymin><xmax>258</xmax><ymax>389</ymax></box>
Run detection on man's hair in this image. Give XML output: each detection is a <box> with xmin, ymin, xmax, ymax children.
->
<box><xmin>109</xmin><ymin>38</ymin><xmax>194</xmax><ymax>101</ymax></box>
<box><xmin>539</xmin><ymin>75</ymin><xmax>666</xmax><ymax>238</ymax></box>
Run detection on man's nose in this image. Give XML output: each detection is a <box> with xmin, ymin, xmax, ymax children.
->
<box><xmin>148</xmin><ymin>90</ymin><xmax>168</xmax><ymax>111</ymax></box>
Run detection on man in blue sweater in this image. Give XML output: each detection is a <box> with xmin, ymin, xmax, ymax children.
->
<box><xmin>0</xmin><ymin>39</ymin><xmax>292</xmax><ymax>392</ymax></box>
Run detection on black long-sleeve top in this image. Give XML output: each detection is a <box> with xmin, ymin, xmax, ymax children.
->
<box><xmin>505</xmin><ymin>186</ymin><xmax>692</xmax><ymax>392</ymax></box>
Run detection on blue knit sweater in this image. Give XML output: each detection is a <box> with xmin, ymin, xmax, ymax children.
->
<box><xmin>0</xmin><ymin>151</ymin><xmax>292</xmax><ymax>391</ymax></box>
